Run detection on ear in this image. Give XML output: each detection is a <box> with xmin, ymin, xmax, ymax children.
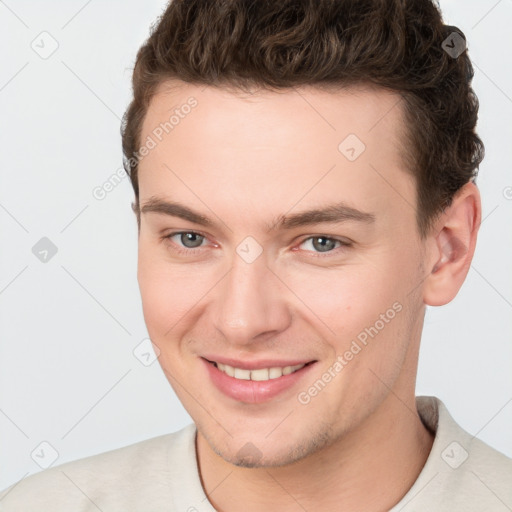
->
<box><xmin>423</xmin><ymin>181</ymin><xmax>481</xmax><ymax>306</ymax></box>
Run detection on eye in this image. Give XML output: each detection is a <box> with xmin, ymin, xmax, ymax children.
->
<box><xmin>162</xmin><ymin>231</ymin><xmax>351</xmax><ymax>258</ymax></box>
<box><xmin>297</xmin><ymin>235</ymin><xmax>351</xmax><ymax>256</ymax></box>
<box><xmin>163</xmin><ymin>231</ymin><xmax>209</xmax><ymax>254</ymax></box>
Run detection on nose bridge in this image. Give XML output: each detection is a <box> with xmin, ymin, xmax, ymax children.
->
<box><xmin>213</xmin><ymin>248</ymin><xmax>289</xmax><ymax>342</ymax></box>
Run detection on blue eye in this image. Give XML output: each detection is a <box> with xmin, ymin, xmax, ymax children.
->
<box><xmin>164</xmin><ymin>231</ymin><xmax>208</xmax><ymax>254</ymax></box>
<box><xmin>297</xmin><ymin>236</ymin><xmax>351</xmax><ymax>256</ymax></box>
<box><xmin>300</xmin><ymin>236</ymin><xmax>339</xmax><ymax>253</ymax></box>
<box><xmin>162</xmin><ymin>231</ymin><xmax>351</xmax><ymax>258</ymax></box>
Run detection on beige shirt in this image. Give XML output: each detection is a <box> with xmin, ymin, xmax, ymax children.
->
<box><xmin>1</xmin><ymin>395</ymin><xmax>511</xmax><ymax>511</ymax></box>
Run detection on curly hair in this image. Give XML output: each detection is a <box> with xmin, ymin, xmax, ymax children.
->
<box><xmin>121</xmin><ymin>0</ymin><xmax>484</xmax><ymax>238</ymax></box>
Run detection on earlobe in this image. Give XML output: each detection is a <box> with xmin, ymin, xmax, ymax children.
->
<box><xmin>423</xmin><ymin>182</ymin><xmax>481</xmax><ymax>306</ymax></box>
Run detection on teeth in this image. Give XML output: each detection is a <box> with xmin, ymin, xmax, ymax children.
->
<box><xmin>215</xmin><ymin>362</ymin><xmax>306</xmax><ymax>381</ymax></box>
<box><xmin>234</xmin><ymin>368</ymin><xmax>251</xmax><ymax>380</ymax></box>
<box><xmin>250</xmin><ymin>368</ymin><xmax>269</xmax><ymax>381</ymax></box>
<box><xmin>269</xmin><ymin>367</ymin><xmax>283</xmax><ymax>379</ymax></box>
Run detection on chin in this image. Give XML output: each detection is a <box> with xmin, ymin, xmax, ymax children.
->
<box><xmin>202</xmin><ymin>423</ymin><xmax>334</xmax><ymax>469</ymax></box>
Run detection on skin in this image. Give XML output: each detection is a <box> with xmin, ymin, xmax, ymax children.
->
<box><xmin>135</xmin><ymin>80</ymin><xmax>481</xmax><ymax>511</ymax></box>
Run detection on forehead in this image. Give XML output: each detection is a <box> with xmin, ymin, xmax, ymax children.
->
<box><xmin>142</xmin><ymin>81</ymin><xmax>407</xmax><ymax>148</ymax></box>
<box><xmin>137</xmin><ymin>80</ymin><xmax>415</xmax><ymax>235</ymax></box>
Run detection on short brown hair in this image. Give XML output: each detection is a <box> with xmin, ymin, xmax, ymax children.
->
<box><xmin>121</xmin><ymin>0</ymin><xmax>484</xmax><ymax>238</ymax></box>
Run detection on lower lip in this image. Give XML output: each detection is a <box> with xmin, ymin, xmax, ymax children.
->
<box><xmin>202</xmin><ymin>358</ymin><xmax>316</xmax><ymax>404</ymax></box>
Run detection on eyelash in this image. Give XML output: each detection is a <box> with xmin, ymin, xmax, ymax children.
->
<box><xmin>162</xmin><ymin>231</ymin><xmax>352</xmax><ymax>258</ymax></box>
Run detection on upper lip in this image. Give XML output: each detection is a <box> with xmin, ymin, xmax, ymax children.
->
<box><xmin>202</xmin><ymin>356</ymin><xmax>316</xmax><ymax>370</ymax></box>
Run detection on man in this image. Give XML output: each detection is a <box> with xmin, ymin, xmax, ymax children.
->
<box><xmin>2</xmin><ymin>0</ymin><xmax>511</xmax><ymax>510</ymax></box>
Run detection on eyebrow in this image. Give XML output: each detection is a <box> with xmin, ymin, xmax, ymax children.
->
<box><xmin>140</xmin><ymin>196</ymin><xmax>376</xmax><ymax>231</ymax></box>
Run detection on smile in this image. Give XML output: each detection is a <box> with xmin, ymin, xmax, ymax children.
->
<box><xmin>202</xmin><ymin>357</ymin><xmax>317</xmax><ymax>403</ymax></box>
<box><xmin>210</xmin><ymin>361</ymin><xmax>307</xmax><ymax>381</ymax></box>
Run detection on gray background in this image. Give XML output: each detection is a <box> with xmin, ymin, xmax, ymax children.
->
<box><xmin>1</xmin><ymin>0</ymin><xmax>511</xmax><ymax>491</ymax></box>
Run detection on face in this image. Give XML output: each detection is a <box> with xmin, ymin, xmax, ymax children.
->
<box><xmin>136</xmin><ymin>81</ymin><xmax>429</xmax><ymax>467</ymax></box>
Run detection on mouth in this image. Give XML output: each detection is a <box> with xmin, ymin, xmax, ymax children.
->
<box><xmin>202</xmin><ymin>357</ymin><xmax>317</xmax><ymax>403</ymax></box>
<box><xmin>205</xmin><ymin>359</ymin><xmax>314</xmax><ymax>381</ymax></box>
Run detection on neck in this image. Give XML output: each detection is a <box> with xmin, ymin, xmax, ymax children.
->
<box><xmin>196</xmin><ymin>393</ymin><xmax>435</xmax><ymax>512</ymax></box>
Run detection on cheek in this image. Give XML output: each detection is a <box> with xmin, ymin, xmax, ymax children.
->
<box><xmin>280</xmin><ymin>250</ymin><xmax>418</xmax><ymax>379</ymax></box>
<box><xmin>137</xmin><ymin>246</ymin><xmax>200</xmax><ymax>342</ymax></box>
<box><xmin>279</xmin><ymin>260</ymin><xmax>402</xmax><ymax>337</ymax></box>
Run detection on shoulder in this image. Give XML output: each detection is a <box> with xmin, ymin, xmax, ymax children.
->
<box><xmin>421</xmin><ymin>395</ymin><xmax>512</xmax><ymax>479</ymax></box>
<box><xmin>465</xmin><ymin>429</ymin><xmax>512</xmax><ymax>472</ymax></box>
<box><xmin>0</xmin><ymin>424</ymin><xmax>196</xmax><ymax>512</ymax></box>
<box><xmin>456</xmin><ymin>429</ymin><xmax>512</xmax><ymax>500</ymax></box>
<box><xmin>396</xmin><ymin>396</ymin><xmax>512</xmax><ymax>511</ymax></box>
<box><xmin>431</xmin><ymin>430</ymin><xmax>512</xmax><ymax>510</ymax></box>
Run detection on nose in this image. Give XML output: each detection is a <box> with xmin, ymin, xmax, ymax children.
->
<box><xmin>211</xmin><ymin>250</ymin><xmax>291</xmax><ymax>346</ymax></box>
